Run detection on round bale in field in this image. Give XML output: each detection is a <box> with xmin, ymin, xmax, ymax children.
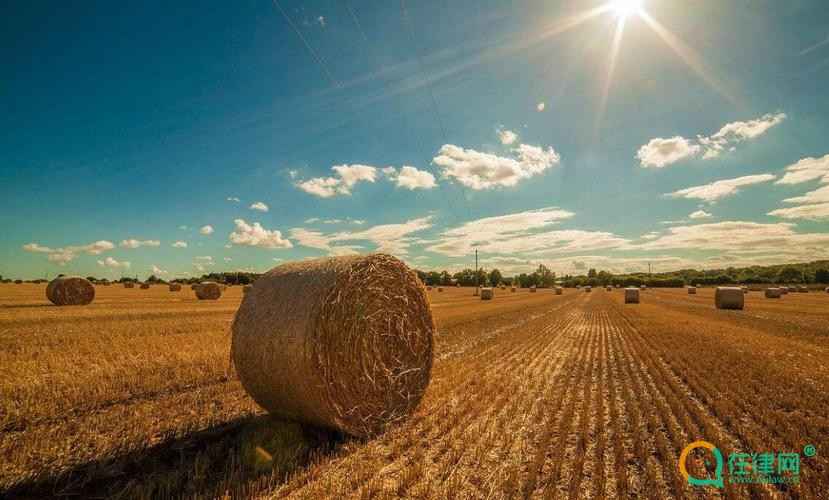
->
<box><xmin>140</xmin><ymin>283</ymin><xmax>150</xmax><ymax>289</ymax></box>
<box><xmin>624</xmin><ymin>287</ymin><xmax>640</xmax><ymax>304</ymax></box>
<box><xmin>799</xmin><ymin>286</ymin><xmax>809</xmax><ymax>293</ymax></box>
<box><xmin>195</xmin><ymin>282</ymin><xmax>221</xmax><ymax>300</ymax></box>
<box><xmin>511</xmin><ymin>286</ymin><xmax>517</xmax><ymax>292</ymax></box>
<box><xmin>765</xmin><ymin>288</ymin><xmax>782</xmax><ymax>299</ymax></box>
<box><xmin>124</xmin><ymin>282</ymin><xmax>135</xmax><ymax>289</ymax></box>
<box><xmin>232</xmin><ymin>254</ymin><xmax>434</xmax><ymax>437</ymax></box>
<box><xmin>480</xmin><ymin>287</ymin><xmax>494</xmax><ymax>300</ymax></box>
<box><xmin>437</xmin><ymin>287</ymin><xmax>443</xmax><ymax>292</ymax></box>
<box><xmin>46</xmin><ymin>276</ymin><xmax>95</xmax><ymax>306</ymax></box>
<box><xmin>780</xmin><ymin>286</ymin><xmax>789</xmax><ymax>295</ymax></box>
<box><xmin>530</xmin><ymin>285</ymin><xmax>537</xmax><ymax>293</ymax></box>
<box><xmin>585</xmin><ymin>286</ymin><xmax>592</xmax><ymax>293</ymax></box>
<box><xmin>688</xmin><ymin>286</ymin><xmax>697</xmax><ymax>295</ymax></box>
<box><xmin>606</xmin><ymin>286</ymin><xmax>612</xmax><ymax>291</ymax></box>
<box><xmin>555</xmin><ymin>287</ymin><xmax>563</xmax><ymax>295</ymax></box>
<box><xmin>715</xmin><ymin>287</ymin><xmax>744</xmax><ymax>310</ymax></box>
<box><xmin>169</xmin><ymin>283</ymin><xmax>182</xmax><ymax>292</ymax></box>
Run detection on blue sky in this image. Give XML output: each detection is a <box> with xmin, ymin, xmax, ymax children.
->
<box><xmin>3</xmin><ymin>0</ymin><xmax>829</xmax><ymax>280</ymax></box>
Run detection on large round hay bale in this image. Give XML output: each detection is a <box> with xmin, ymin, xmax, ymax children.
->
<box><xmin>195</xmin><ymin>282</ymin><xmax>222</xmax><ymax>300</ymax></box>
<box><xmin>169</xmin><ymin>283</ymin><xmax>182</xmax><ymax>292</ymax></box>
<box><xmin>765</xmin><ymin>288</ymin><xmax>781</xmax><ymax>299</ymax></box>
<box><xmin>825</xmin><ymin>287</ymin><xmax>829</xmax><ymax>293</ymax></box>
<box><xmin>555</xmin><ymin>287</ymin><xmax>563</xmax><ymax>295</ymax></box>
<box><xmin>231</xmin><ymin>254</ymin><xmax>433</xmax><ymax>437</ymax></box>
<box><xmin>46</xmin><ymin>277</ymin><xmax>95</xmax><ymax>306</ymax></box>
<box><xmin>624</xmin><ymin>288</ymin><xmax>640</xmax><ymax>304</ymax></box>
<box><xmin>140</xmin><ymin>283</ymin><xmax>150</xmax><ymax>289</ymax></box>
<box><xmin>715</xmin><ymin>287</ymin><xmax>744</xmax><ymax>310</ymax></box>
<box><xmin>687</xmin><ymin>286</ymin><xmax>697</xmax><ymax>295</ymax></box>
<box><xmin>124</xmin><ymin>282</ymin><xmax>134</xmax><ymax>289</ymax></box>
<box><xmin>480</xmin><ymin>287</ymin><xmax>494</xmax><ymax>300</ymax></box>
<box><xmin>780</xmin><ymin>286</ymin><xmax>789</xmax><ymax>295</ymax></box>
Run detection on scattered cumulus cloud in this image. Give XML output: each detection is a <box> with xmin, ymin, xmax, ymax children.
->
<box><xmin>689</xmin><ymin>210</ymin><xmax>713</xmax><ymax>219</ymax></box>
<box><xmin>120</xmin><ymin>239</ymin><xmax>160</xmax><ymax>249</ymax></box>
<box><xmin>200</xmin><ymin>225</ymin><xmax>214</xmax><ymax>235</ymax></box>
<box><xmin>151</xmin><ymin>265</ymin><xmax>168</xmax><ymax>275</ymax></box>
<box><xmin>172</xmin><ymin>241</ymin><xmax>188</xmax><ymax>248</ymax></box>
<box><xmin>295</xmin><ymin>164</ymin><xmax>378</xmax><ymax>198</ymax></box>
<box><xmin>383</xmin><ymin>166</ymin><xmax>437</xmax><ymax>190</ymax></box>
<box><xmin>637</xmin><ymin>112</ymin><xmax>786</xmax><ymax>168</ymax></box>
<box><xmin>227</xmin><ymin>197</ymin><xmax>240</xmax><ymax>203</ymax></box>
<box><xmin>775</xmin><ymin>154</ymin><xmax>829</xmax><ymax>185</ymax></box>
<box><xmin>666</xmin><ymin>174</ymin><xmax>776</xmax><ymax>203</ymax></box>
<box><xmin>23</xmin><ymin>240</ymin><xmax>115</xmax><ymax>265</ymax></box>
<box><xmin>497</xmin><ymin>128</ymin><xmax>518</xmax><ymax>145</ymax></box>
<box><xmin>537</xmin><ymin>102</ymin><xmax>545</xmax><ymax>112</ymax></box>
<box><xmin>97</xmin><ymin>257</ymin><xmax>130</xmax><ymax>269</ymax></box>
<box><xmin>250</xmin><ymin>201</ymin><xmax>269</xmax><ymax>212</ymax></box>
<box><xmin>229</xmin><ymin>219</ymin><xmax>293</xmax><ymax>249</ymax></box>
<box><xmin>291</xmin><ymin>216</ymin><xmax>432</xmax><ymax>256</ymax></box>
<box><xmin>768</xmin><ymin>203</ymin><xmax>829</xmax><ymax>221</ymax></box>
<box><xmin>432</xmin><ymin>143</ymin><xmax>560</xmax><ymax>190</ymax></box>
<box><xmin>317</xmin><ymin>15</ymin><xmax>325</xmax><ymax>27</ymax></box>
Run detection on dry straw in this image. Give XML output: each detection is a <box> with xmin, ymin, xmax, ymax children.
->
<box><xmin>688</xmin><ymin>286</ymin><xmax>697</xmax><ymax>295</ymax></box>
<box><xmin>765</xmin><ymin>288</ymin><xmax>782</xmax><ymax>299</ymax></box>
<box><xmin>715</xmin><ymin>287</ymin><xmax>744</xmax><ymax>310</ymax></box>
<box><xmin>195</xmin><ymin>281</ymin><xmax>222</xmax><ymax>300</ymax></box>
<box><xmin>231</xmin><ymin>254</ymin><xmax>434</xmax><ymax>437</ymax></box>
<box><xmin>46</xmin><ymin>276</ymin><xmax>95</xmax><ymax>306</ymax></box>
<box><xmin>480</xmin><ymin>287</ymin><xmax>494</xmax><ymax>300</ymax></box>
<box><xmin>169</xmin><ymin>283</ymin><xmax>182</xmax><ymax>292</ymax></box>
<box><xmin>624</xmin><ymin>288</ymin><xmax>639</xmax><ymax>304</ymax></box>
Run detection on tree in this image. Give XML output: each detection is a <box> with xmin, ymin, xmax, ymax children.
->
<box><xmin>777</xmin><ymin>266</ymin><xmax>802</xmax><ymax>284</ymax></box>
<box><xmin>815</xmin><ymin>269</ymin><xmax>829</xmax><ymax>284</ymax></box>
<box><xmin>587</xmin><ymin>268</ymin><xmax>597</xmax><ymax>279</ymax></box>
<box><xmin>489</xmin><ymin>269</ymin><xmax>503</xmax><ymax>287</ymax></box>
<box><xmin>534</xmin><ymin>264</ymin><xmax>555</xmax><ymax>288</ymax></box>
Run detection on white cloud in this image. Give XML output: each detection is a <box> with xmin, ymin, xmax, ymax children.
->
<box><xmin>689</xmin><ymin>210</ymin><xmax>713</xmax><ymax>219</ymax></box>
<box><xmin>699</xmin><ymin>113</ymin><xmax>787</xmax><ymax>158</ymax></box>
<box><xmin>224</xmin><ymin>257</ymin><xmax>232</xmax><ymax>262</ymax></box>
<box><xmin>637</xmin><ymin>220</ymin><xmax>829</xmax><ymax>252</ymax></box>
<box><xmin>172</xmin><ymin>241</ymin><xmax>188</xmax><ymax>248</ymax></box>
<box><xmin>151</xmin><ymin>265</ymin><xmax>168</xmax><ymax>275</ymax></box>
<box><xmin>432</xmin><ymin>143</ymin><xmax>560</xmax><ymax>190</ymax></box>
<box><xmin>250</xmin><ymin>201</ymin><xmax>269</xmax><ymax>212</ymax></box>
<box><xmin>229</xmin><ymin>219</ymin><xmax>293</xmax><ymax>249</ymax></box>
<box><xmin>497</xmin><ymin>129</ymin><xmax>518</xmax><ymax>145</ymax></box>
<box><xmin>768</xmin><ymin>203</ymin><xmax>829</xmax><ymax>221</ymax></box>
<box><xmin>200</xmin><ymin>225</ymin><xmax>214</xmax><ymax>235</ymax></box>
<box><xmin>23</xmin><ymin>240</ymin><xmax>115</xmax><ymax>265</ymax></box>
<box><xmin>637</xmin><ymin>113</ymin><xmax>786</xmax><ymax>167</ymax></box>
<box><xmin>195</xmin><ymin>256</ymin><xmax>214</xmax><ymax>262</ymax></box>
<box><xmin>120</xmin><ymin>239</ymin><xmax>160</xmax><ymax>249</ymax></box>
<box><xmin>97</xmin><ymin>257</ymin><xmax>131</xmax><ymax>269</ymax></box>
<box><xmin>666</xmin><ymin>174</ymin><xmax>776</xmax><ymax>202</ymax></box>
<box><xmin>384</xmin><ymin>166</ymin><xmax>437</xmax><ymax>190</ymax></box>
<box><xmin>178</xmin><ymin>225</ymin><xmax>188</xmax><ymax>230</ymax></box>
<box><xmin>775</xmin><ymin>154</ymin><xmax>829</xmax><ymax>185</ymax></box>
<box><xmin>304</xmin><ymin>217</ymin><xmax>320</xmax><ymax>223</ymax></box>
<box><xmin>636</xmin><ymin>136</ymin><xmax>701</xmax><ymax>168</ymax></box>
<box><xmin>783</xmin><ymin>185</ymin><xmax>829</xmax><ymax>205</ymax></box>
<box><xmin>227</xmin><ymin>197</ymin><xmax>240</xmax><ymax>203</ymax></box>
<box><xmin>295</xmin><ymin>164</ymin><xmax>378</xmax><ymax>198</ymax></box>
<box><xmin>317</xmin><ymin>15</ymin><xmax>325</xmax><ymax>27</ymax></box>
<box><xmin>291</xmin><ymin>216</ymin><xmax>432</xmax><ymax>256</ymax></box>
<box><xmin>537</xmin><ymin>102</ymin><xmax>545</xmax><ymax>112</ymax></box>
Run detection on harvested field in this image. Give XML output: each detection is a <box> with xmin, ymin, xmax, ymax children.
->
<box><xmin>1</xmin><ymin>284</ymin><xmax>828</xmax><ymax>498</ymax></box>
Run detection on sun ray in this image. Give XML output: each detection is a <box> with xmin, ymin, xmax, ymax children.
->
<box><xmin>639</xmin><ymin>10</ymin><xmax>742</xmax><ymax>107</ymax></box>
<box><xmin>595</xmin><ymin>16</ymin><xmax>628</xmax><ymax>139</ymax></box>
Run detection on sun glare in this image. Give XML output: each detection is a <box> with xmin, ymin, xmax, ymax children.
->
<box><xmin>610</xmin><ymin>0</ymin><xmax>643</xmax><ymax>19</ymax></box>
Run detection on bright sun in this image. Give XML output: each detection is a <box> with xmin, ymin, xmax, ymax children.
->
<box><xmin>610</xmin><ymin>0</ymin><xmax>643</xmax><ymax>19</ymax></box>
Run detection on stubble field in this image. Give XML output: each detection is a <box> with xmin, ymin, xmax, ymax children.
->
<box><xmin>1</xmin><ymin>284</ymin><xmax>828</xmax><ymax>499</ymax></box>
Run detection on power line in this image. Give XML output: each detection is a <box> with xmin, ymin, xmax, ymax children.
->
<box><xmin>274</xmin><ymin>0</ymin><xmax>340</xmax><ymax>88</ymax></box>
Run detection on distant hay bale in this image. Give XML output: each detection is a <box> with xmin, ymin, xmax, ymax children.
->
<box><xmin>640</xmin><ymin>285</ymin><xmax>647</xmax><ymax>290</ymax></box>
<box><xmin>715</xmin><ymin>287</ymin><xmax>744</xmax><ymax>310</ymax></box>
<box><xmin>437</xmin><ymin>287</ymin><xmax>443</xmax><ymax>292</ymax></box>
<box><xmin>456</xmin><ymin>283</ymin><xmax>460</xmax><ymax>287</ymax></box>
<box><xmin>606</xmin><ymin>286</ymin><xmax>612</xmax><ymax>291</ymax></box>
<box><xmin>780</xmin><ymin>286</ymin><xmax>789</xmax><ymax>295</ymax></box>
<box><xmin>140</xmin><ymin>283</ymin><xmax>150</xmax><ymax>289</ymax></box>
<box><xmin>555</xmin><ymin>287</ymin><xmax>563</xmax><ymax>295</ymax></box>
<box><xmin>46</xmin><ymin>276</ymin><xmax>95</xmax><ymax>306</ymax></box>
<box><xmin>231</xmin><ymin>254</ymin><xmax>433</xmax><ymax>437</ymax></box>
<box><xmin>427</xmin><ymin>286</ymin><xmax>432</xmax><ymax>291</ymax></box>
<box><xmin>14</xmin><ymin>280</ymin><xmax>23</xmax><ymax>284</ymax></box>
<box><xmin>511</xmin><ymin>286</ymin><xmax>516</xmax><ymax>292</ymax></box>
<box><xmin>624</xmin><ymin>288</ymin><xmax>640</xmax><ymax>304</ymax></box>
<box><xmin>688</xmin><ymin>286</ymin><xmax>697</xmax><ymax>295</ymax></box>
<box><xmin>124</xmin><ymin>282</ymin><xmax>134</xmax><ymax>289</ymax></box>
<box><xmin>195</xmin><ymin>281</ymin><xmax>222</xmax><ymax>300</ymax></box>
<box><xmin>480</xmin><ymin>287</ymin><xmax>494</xmax><ymax>300</ymax></box>
<box><xmin>530</xmin><ymin>285</ymin><xmax>537</xmax><ymax>293</ymax></box>
<box><xmin>799</xmin><ymin>286</ymin><xmax>809</xmax><ymax>293</ymax></box>
<box><xmin>765</xmin><ymin>288</ymin><xmax>782</xmax><ymax>299</ymax></box>
<box><xmin>585</xmin><ymin>286</ymin><xmax>592</xmax><ymax>293</ymax></box>
<box><xmin>169</xmin><ymin>283</ymin><xmax>182</xmax><ymax>292</ymax></box>
<box><xmin>825</xmin><ymin>287</ymin><xmax>829</xmax><ymax>293</ymax></box>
